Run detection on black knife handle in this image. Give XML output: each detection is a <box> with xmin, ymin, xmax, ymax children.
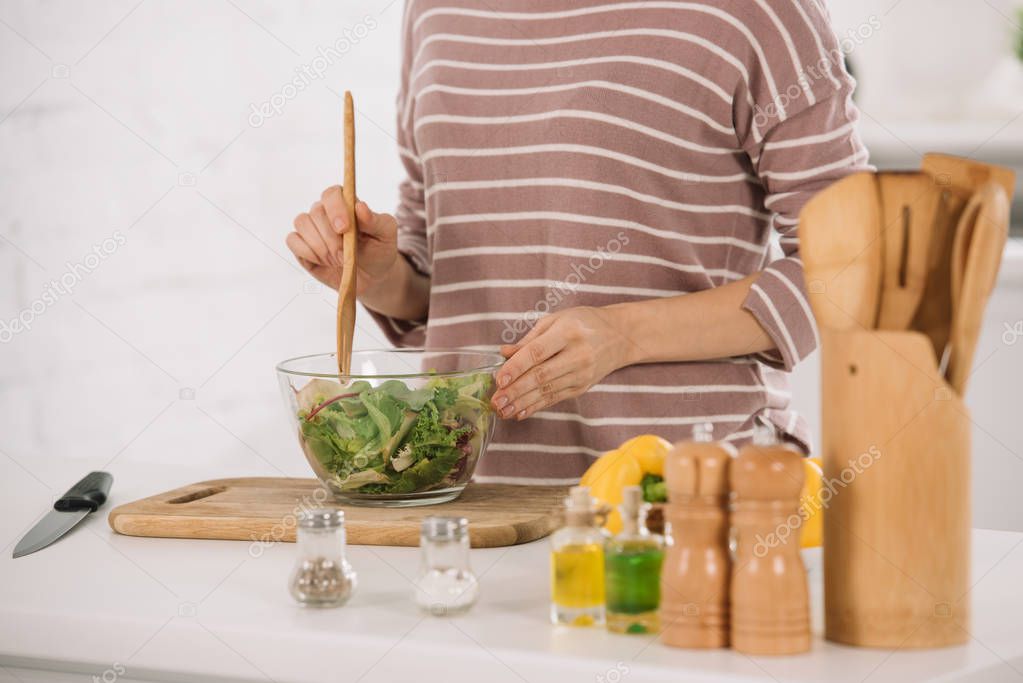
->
<box><xmin>54</xmin><ymin>471</ymin><xmax>113</xmax><ymax>512</ymax></box>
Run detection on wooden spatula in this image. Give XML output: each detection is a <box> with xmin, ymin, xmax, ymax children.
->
<box><xmin>945</xmin><ymin>182</ymin><xmax>1010</xmax><ymax>395</ymax></box>
<box><xmin>875</xmin><ymin>172</ymin><xmax>942</xmax><ymax>330</ymax></box>
<box><xmin>798</xmin><ymin>172</ymin><xmax>884</xmax><ymax>331</ymax></box>
<box><xmin>336</xmin><ymin>91</ymin><xmax>358</xmax><ymax>376</ymax></box>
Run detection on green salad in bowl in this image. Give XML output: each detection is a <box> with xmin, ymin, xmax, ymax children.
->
<box><xmin>277</xmin><ymin>350</ymin><xmax>501</xmax><ymax>506</ymax></box>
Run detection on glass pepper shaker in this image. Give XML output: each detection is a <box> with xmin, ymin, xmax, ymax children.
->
<box><xmin>414</xmin><ymin>516</ymin><xmax>479</xmax><ymax>615</ymax></box>
<box><xmin>289</xmin><ymin>508</ymin><xmax>357</xmax><ymax>607</ymax></box>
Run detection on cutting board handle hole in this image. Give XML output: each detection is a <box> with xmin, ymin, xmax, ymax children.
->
<box><xmin>168</xmin><ymin>486</ymin><xmax>227</xmax><ymax>504</ymax></box>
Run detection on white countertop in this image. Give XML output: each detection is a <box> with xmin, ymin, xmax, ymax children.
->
<box><xmin>1</xmin><ymin>461</ymin><xmax>1022</xmax><ymax>683</ymax></box>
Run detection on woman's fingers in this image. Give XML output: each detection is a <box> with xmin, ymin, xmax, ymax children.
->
<box><xmin>309</xmin><ymin>201</ymin><xmax>340</xmax><ymax>265</ymax></box>
<box><xmin>492</xmin><ymin>347</ymin><xmax>577</xmax><ymax>416</ymax></box>
<box><xmin>495</xmin><ymin>315</ymin><xmax>561</xmax><ymax>388</ymax></box>
<box><xmin>502</xmin><ymin>369</ymin><xmax>579</xmax><ymax>420</ymax></box>
<box><xmin>320</xmin><ymin>186</ymin><xmax>394</xmax><ymax>241</ymax></box>
<box><xmin>291</xmin><ymin>214</ymin><xmax>333</xmax><ymax>266</ymax></box>
<box><xmin>320</xmin><ymin>185</ymin><xmax>347</xmax><ymax>234</ymax></box>
<box><xmin>285</xmin><ymin>232</ymin><xmax>319</xmax><ymax>265</ymax></box>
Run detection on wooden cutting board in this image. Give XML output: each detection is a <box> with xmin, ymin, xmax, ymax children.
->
<box><xmin>108</xmin><ymin>478</ymin><xmax>567</xmax><ymax>548</ymax></box>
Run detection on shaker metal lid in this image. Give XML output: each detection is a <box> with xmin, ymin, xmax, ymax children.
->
<box><xmin>421</xmin><ymin>516</ymin><xmax>468</xmax><ymax>540</ymax></box>
<box><xmin>298</xmin><ymin>508</ymin><xmax>345</xmax><ymax>529</ymax></box>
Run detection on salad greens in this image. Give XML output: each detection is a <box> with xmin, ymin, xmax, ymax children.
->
<box><xmin>296</xmin><ymin>373</ymin><xmax>493</xmax><ymax>494</ymax></box>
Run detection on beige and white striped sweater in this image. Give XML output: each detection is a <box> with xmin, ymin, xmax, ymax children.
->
<box><xmin>369</xmin><ymin>0</ymin><xmax>871</xmax><ymax>483</ymax></box>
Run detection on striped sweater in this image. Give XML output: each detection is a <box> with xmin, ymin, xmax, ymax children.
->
<box><xmin>370</xmin><ymin>0</ymin><xmax>871</xmax><ymax>483</ymax></box>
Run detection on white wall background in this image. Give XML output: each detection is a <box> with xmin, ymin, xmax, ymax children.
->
<box><xmin>2</xmin><ymin>1</ymin><xmax>1022</xmax><ymax>531</ymax></box>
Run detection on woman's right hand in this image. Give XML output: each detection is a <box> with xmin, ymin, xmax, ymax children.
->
<box><xmin>286</xmin><ymin>186</ymin><xmax>399</xmax><ymax>294</ymax></box>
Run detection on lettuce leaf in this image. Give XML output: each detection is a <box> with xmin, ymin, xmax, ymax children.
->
<box><xmin>297</xmin><ymin>371</ymin><xmax>493</xmax><ymax>494</ymax></box>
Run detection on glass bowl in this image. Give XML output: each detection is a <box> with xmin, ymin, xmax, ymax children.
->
<box><xmin>276</xmin><ymin>349</ymin><xmax>502</xmax><ymax>507</ymax></box>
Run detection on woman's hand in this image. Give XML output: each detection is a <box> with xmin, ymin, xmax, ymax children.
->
<box><xmin>490</xmin><ymin>307</ymin><xmax>633</xmax><ymax>420</ymax></box>
<box><xmin>286</xmin><ymin>186</ymin><xmax>399</xmax><ymax>294</ymax></box>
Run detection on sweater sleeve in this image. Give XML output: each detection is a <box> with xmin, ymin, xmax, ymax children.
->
<box><xmin>735</xmin><ymin>0</ymin><xmax>872</xmax><ymax>371</ymax></box>
<box><xmin>366</xmin><ymin>3</ymin><xmax>431</xmax><ymax>347</ymax></box>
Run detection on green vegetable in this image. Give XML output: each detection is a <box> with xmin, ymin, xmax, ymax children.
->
<box><xmin>298</xmin><ymin>372</ymin><xmax>493</xmax><ymax>494</ymax></box>
<box><xmin>640</xmin><ymin>473</ymin><xmax>667</xmax><ymax>503</ymax></box>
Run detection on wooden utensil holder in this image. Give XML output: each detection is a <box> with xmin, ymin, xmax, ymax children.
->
<box><xmin>821</xmin><ymin>327</ymin><xmax>970</xmax><ymax>648</ymax></box>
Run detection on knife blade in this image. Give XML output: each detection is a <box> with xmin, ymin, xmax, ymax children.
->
<box><xmin>13</xmin><ymin>471</ymin><xmax>113</xmax><ymax>558</ymax></box>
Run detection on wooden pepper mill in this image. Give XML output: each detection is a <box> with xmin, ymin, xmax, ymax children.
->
<box><xmin>660</xmin><ymin>423</ymin><xmax>732</xmax><ymax>649</ymax></box>
<box><xmin>730</xmin><ymin>425</ymin><xmax>810</xmax><ymax>655</ymax></box>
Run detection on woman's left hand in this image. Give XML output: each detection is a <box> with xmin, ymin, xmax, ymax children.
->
<box><xmin>490</xmin><ymin>306</ymin><xmax>634</xmax><ymax>420</ymax></box>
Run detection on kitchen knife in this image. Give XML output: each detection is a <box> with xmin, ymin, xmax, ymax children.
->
<box><xmin>13</xmin><ymin>471</ymin><xmax>113</xmax><ymax>558</ymax></box>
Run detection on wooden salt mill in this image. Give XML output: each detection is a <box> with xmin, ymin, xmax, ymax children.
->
<box><xmin>730</xmin><ymin>426</ymin><xmax>810</xmax><ymax>655</ymax></box>
<box><xmin>660</xmin><ymin>423</ymin><xmax>731</xmax><ymax>649</ymax></box>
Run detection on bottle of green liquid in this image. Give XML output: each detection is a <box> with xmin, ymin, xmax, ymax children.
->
<box><xmin>604</xmin><ymin>485</ymin><xmax>664</xmax><ymax>634</ymax></box>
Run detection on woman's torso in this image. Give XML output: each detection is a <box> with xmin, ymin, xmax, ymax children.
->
<box><xmin>403</xmin><ymin>0</ymin><xmax>808</xmax><ymax>481</ymax></box>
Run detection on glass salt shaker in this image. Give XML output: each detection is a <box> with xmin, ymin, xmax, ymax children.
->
<box><xmin>414</xmin><ymin>516</ymin><xmax>479</xmax><ymax>615</ymax></box>
<box><xmin>289</xmin><ymin>508</ymin><xmax>357</xmax><ymax>607</ymax></box>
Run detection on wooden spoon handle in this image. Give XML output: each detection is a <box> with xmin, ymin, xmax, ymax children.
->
<box><xmin>337</xmin><ymin>91</ymin><xmax>358</xmax><ymax>377</ymax></box>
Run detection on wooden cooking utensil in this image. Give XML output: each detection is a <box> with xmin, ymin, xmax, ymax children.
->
<box><xmin>910</xmin><ymin>189</ymin><xmax>966</xmax><ymax>364</ymax></box>
<box><xmin>946</xmin><ymin>182</ymin><xmax>1010</xmax><ymax>394</ymax></box>
<box><xmin>798</xmin><ymin>172</ymin><xmax>883</xmax><ymax>330</ymax></box>
<box><xmin>915</xmin><ymin>156</ymin><xmax>1015</xmax><ymax>365</ymax></box>
<box><xmin>921</xmin><ymin>153</ymin><xmax>1016</xmax><ymax>200</ymax></box>
<box><xmin>875</xmin><ymin>172</ymin><xmax>942</xmax><ymax>330</ymax></box>
<box><xmin>337</xmin><ymin>91</ymin><xmax>358</xmax><ymax>376</ymax></box>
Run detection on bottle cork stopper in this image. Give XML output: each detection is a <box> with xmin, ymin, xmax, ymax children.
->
<box><xmin>568</xmin><ymin>485</ymin><xmax>591</xmax><ymax>508</ymax></box>
<box><xmin>617</xmin><ymin>485</ymin><xmax>645</xmax><ymax>534</ymax></box>
<box><xmin>620</xmin><ymin>485</ymin><xmax>642</xmax><ymax>515</ymax></box>
<box><xmin>563</xmin><ymin>486</ymin><xmax>598</xmax><ymax>526</ymax></box>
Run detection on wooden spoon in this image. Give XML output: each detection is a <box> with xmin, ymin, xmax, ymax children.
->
<box><xmin>875</xmin><ymin>172</ymin><xmax>942</xmax><ymax>330</ymax></box>
<box><xmin>916</xmin><ymin>155</ymin><xmax>1016</xmax><ymax>365</ymax></box>
<box><xmin>921</xmin><ymin>153</ymin><xmax>1016</xmax><ymax>201</ymax></box>
<box><xmin>337</xmin><ymin>91</ymin><xmax>358</xmax><ymax>377</ymax></box>
<box><xmin>945</xmin><ymin>182</ymin><xmax>1010</xmax><ymax>395</ymax></box>
<box><xmin>798</xmin><ymin>171</ymin><xmax>883</xmax><ymax>331</ymax></box>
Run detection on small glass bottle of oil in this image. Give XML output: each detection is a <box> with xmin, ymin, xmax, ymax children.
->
<box><xmin>550</xmin><ymin>486</ymin><xmax>609</xmax><ymax>626</ymax></box>
<box><xmin>605</xmin><ymin>485</ymin><xmax>665</xmax><ymax>634</ymax></box>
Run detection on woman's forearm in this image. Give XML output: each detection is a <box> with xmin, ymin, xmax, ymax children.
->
<box><xmin>607</xmin><ymin>274</ymin><xmax>775</xmax><ymax>366</ymax></box>
<box><xmin>358</xmin><ymin>255</ymin><xmax>431</xmax><ymax>321</ymax></box>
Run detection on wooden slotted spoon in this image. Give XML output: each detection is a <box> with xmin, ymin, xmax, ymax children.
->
<box><xmin>336</xmin><ymin>91</ymin><xmax>358</xmax><ymax>377</ymax></box>
<box><xmin>875</xmin><ymin>172</ymin><xmax>941</xmax><ymax>331</ymax></box>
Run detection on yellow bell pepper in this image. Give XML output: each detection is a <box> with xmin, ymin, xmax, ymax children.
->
<box><xmin>799</xmin><ymin>457</ymin><xmax>824</xmax><ymax>548</ymax></box>
<box><xmin>580</xmin><ymin>435</ymin><xmax>672</xmax><ymax>534</ymax></box>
